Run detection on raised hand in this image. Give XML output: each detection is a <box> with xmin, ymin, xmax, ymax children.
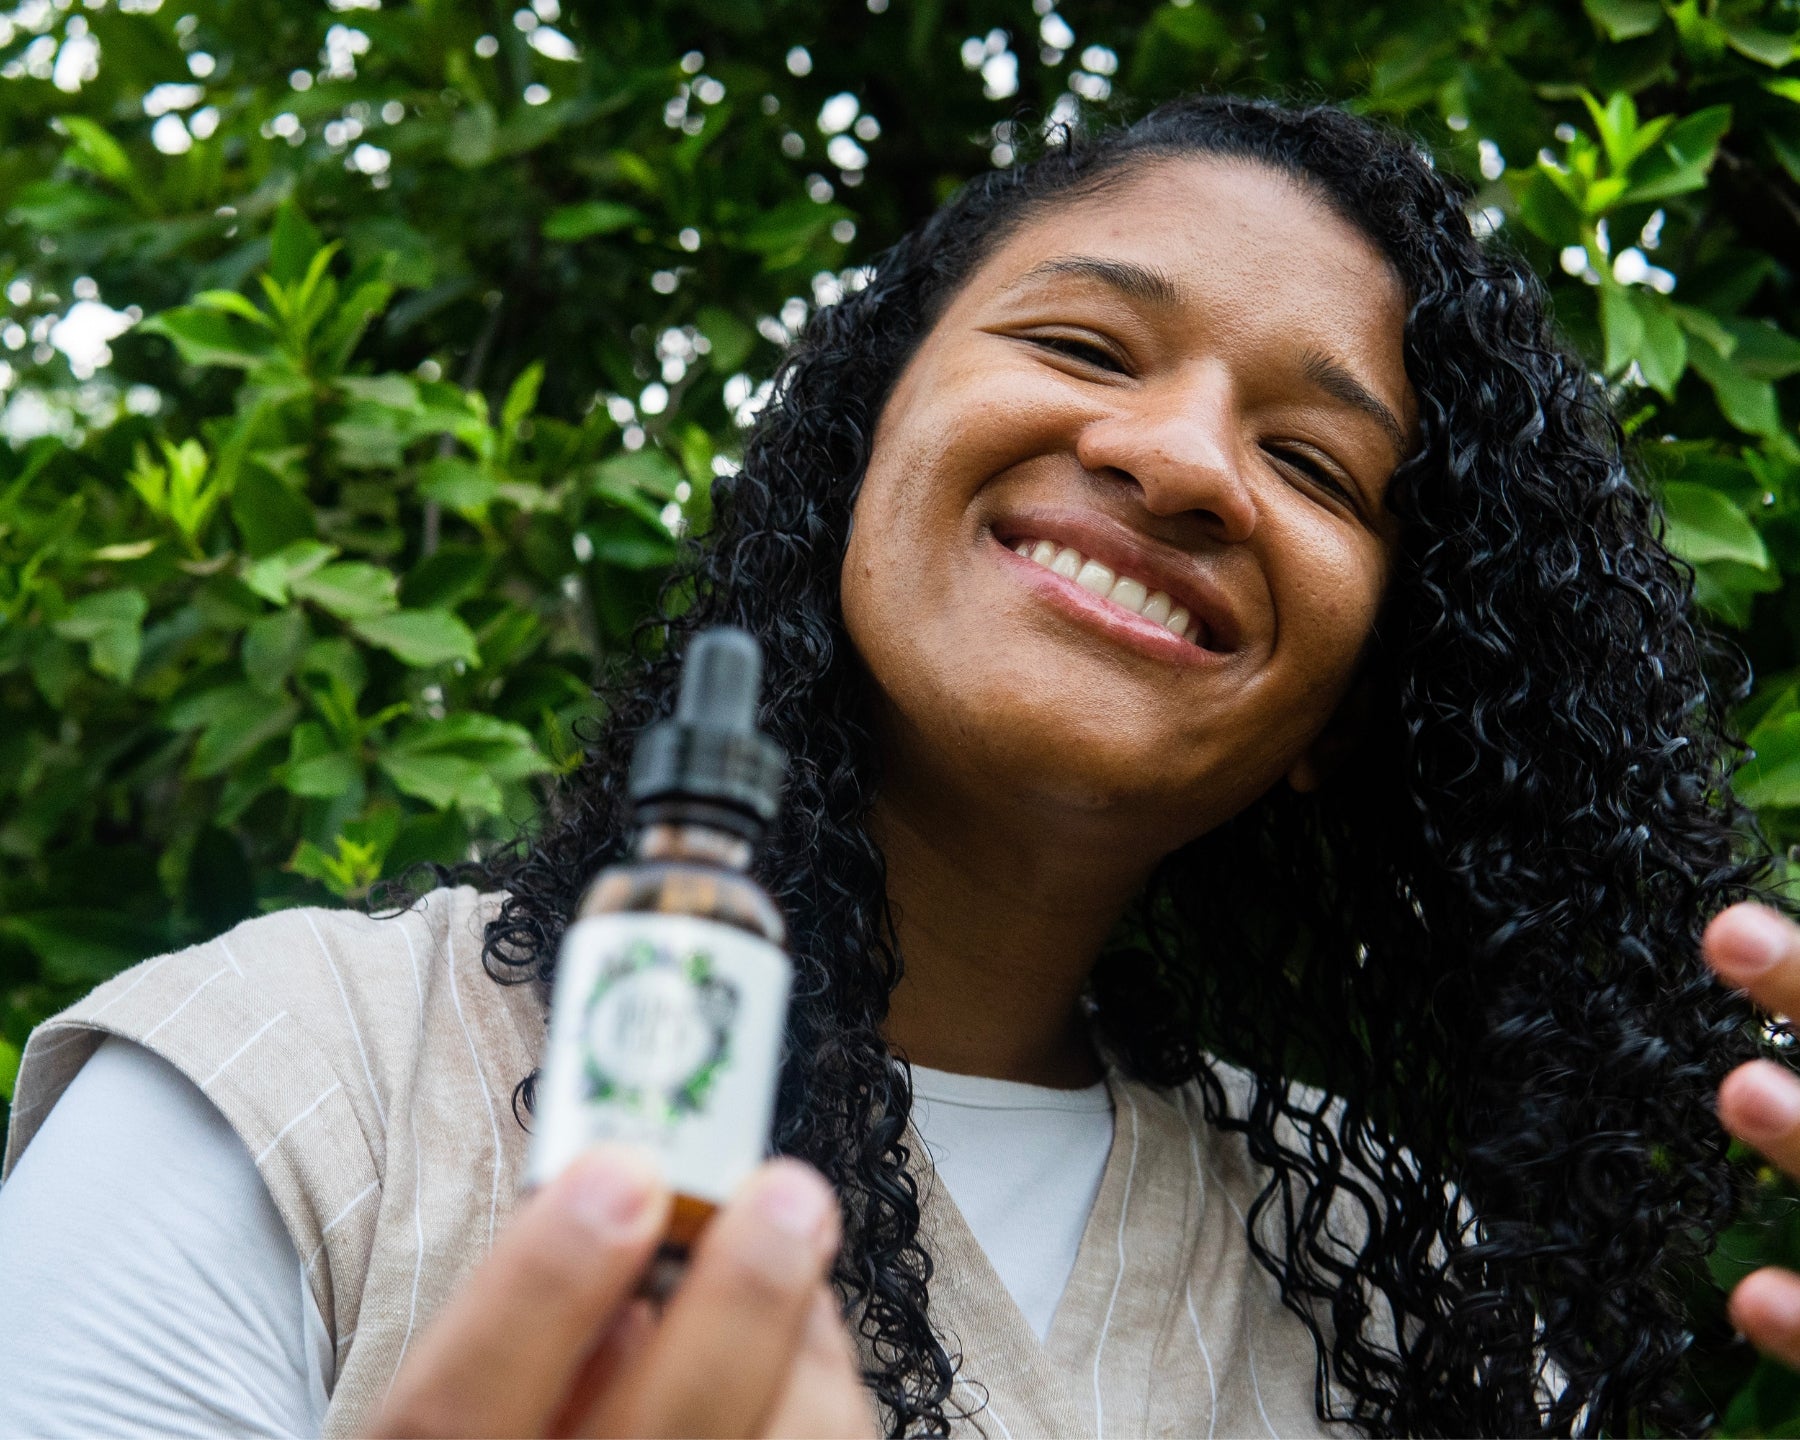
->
<box><xmin>366</xmin><ymin>1146</ymin><xmax>877</xmax><ymax>1438</ymax></box>
<box><xmin>1706</xmin><ymin>903</ymin><xmax>1800</xmax><ymax>1368</ymax></box>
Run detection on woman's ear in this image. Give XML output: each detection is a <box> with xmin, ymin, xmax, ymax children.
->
<box><xmin>1286</xmin><ymin>669</ymin><xmax>1378</xmax><ymax>795</ymax></box>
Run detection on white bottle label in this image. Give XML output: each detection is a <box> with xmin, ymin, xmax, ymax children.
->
<box><xmin>528</xmin><ymin>912</ymin><xmax>792</xmax><ymax>1203</ymax></box>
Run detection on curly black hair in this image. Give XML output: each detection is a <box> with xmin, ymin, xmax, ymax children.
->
<box><xmin>476</xmin><ymin>94</ymin><xmax>1771</xmax><ymax>1437</ymax></box>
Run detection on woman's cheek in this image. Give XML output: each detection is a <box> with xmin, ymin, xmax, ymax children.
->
<box><xmin>1267</xmin><ymin>522</ymin><xmax>1387</xmax><ymax>694</ymax></box>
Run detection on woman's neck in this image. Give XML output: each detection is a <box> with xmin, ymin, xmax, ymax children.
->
<box><xmin>871</xmin><ymin>784</ymin><xmax>1155</xmax><ymax>1090</ymax></box>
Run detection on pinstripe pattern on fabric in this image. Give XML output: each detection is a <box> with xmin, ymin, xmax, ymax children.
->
<box><xmin>6</xmin><ymin>887</ymin><xmax>542</xmax><ymax>1438</ymax></box>
<box><xmin>918</xmin><ymin>1066</ymin><xmax>1344</xmax><ymax>1438</ymax></box>
<box><xmin>8</xmin><ymin>888</ymin><xmax>1342</xmax><ymax>1438</ymax></box>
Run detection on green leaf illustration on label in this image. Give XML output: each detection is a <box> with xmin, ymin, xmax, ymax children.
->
<box><xmin>580</xmin><ymin>936</ymin><xmax>740</xmax><ymax>1121</ymax></box>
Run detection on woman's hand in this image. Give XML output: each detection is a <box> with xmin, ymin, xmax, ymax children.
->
<box><xmin>1706</xmin><ymin>903</ymin><xmax>1800</xmax><ymax>1367</ymax></box>
<box><xmin>366</xmin><ymin>1147</ymin><xmax>876</xmax><ymax>1438</ymax></box>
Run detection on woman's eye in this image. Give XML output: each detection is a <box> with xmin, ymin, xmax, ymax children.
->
<box><xmin>1269</xmin><ymin>446</ymin><xmax>1356</xmax><ymax>506</ymax></box>
<box><xmin>1032</xmin><ymin>335</ymin><xmax>1126</xmax><ymax>372</ymax></box>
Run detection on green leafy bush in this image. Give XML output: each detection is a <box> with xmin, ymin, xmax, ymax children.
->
<box><xmin>3</xmin><ymin>0</ymin><xmax>1800</xmax><ymax>1427</ymax></box>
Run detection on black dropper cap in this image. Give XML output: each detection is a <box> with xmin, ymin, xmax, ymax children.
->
<box><xmin>629</xmin><ymin>627</ymin><xmax>786</xmax><ymax>838</ymax></box>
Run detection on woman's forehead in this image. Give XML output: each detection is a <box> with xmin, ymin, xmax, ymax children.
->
<box><xmin>946</xmin><ymin>156</ymin><xmax>1412</xmax><ymax>414</ymax></box>
<box><xmin>970</xmin><ymin>157</ymin><xmax>1403</xmax><ymax>320</ymax></box>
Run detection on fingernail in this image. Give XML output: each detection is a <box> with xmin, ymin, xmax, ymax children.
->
<box><xmin>563</xmin><ymin>1145</ymin><xmax>661</xmax><ymax>1233</ymax></box>
<box><xmin>1731</xmin><ymin>1064</ymin><xmax>1800</xmax><ymax>1142</ymax></box>
<box><xmin>754</xmin><ymin>1162</ymin><xmax>833</xmax><ymax>1243</ymax></box>
<box><xmin>1717</xmin><ymin>907</ymin><xmax>1791</xmax><ymax>979</ymax></box>
<box><xmin>1732</xmin><ymin>1270</ymin><xmax>1800</xmax><ymax>1338</ymax></box>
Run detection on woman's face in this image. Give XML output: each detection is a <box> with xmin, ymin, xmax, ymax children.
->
<box><xmin>842</xmin><ymin>157</ymin><xmax>1414</xmax><ymax>852</ymax></box>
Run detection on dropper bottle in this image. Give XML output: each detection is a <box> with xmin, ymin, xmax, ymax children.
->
<box><xmin>528</xmin><ymin>627</ymin><xmax>790</xmax><ymax>1289</ymax></box>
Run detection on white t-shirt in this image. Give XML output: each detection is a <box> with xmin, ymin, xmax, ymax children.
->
<box><xmin>0</xmin><ymin>1037</ymin><xmax>334</xmax><ymax>1437</ymax></box>
<box><xmin>908</xmin><ymin>1062</ymin><xmax>1114</xmax><ymax>1339</ymax></box>
<box><xmin>0</xmin><ymin>1041</ymin><xmax>1112</xmax><ymax>1433</ymax></box>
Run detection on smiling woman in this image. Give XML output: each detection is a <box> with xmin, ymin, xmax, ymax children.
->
<box><xmin>0</xmin><ymin>94</ymin><xmax>1781</xmax><ymax>1440</ymax></box>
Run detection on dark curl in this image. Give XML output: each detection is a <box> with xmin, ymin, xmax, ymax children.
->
<box><xmin>478</xmin><ymin>95</ymin><xmax>1771</xmax><ymax>1436</ymax></box>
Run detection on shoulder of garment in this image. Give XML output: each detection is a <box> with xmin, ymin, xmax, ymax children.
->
<box><xmin>921</xmin><ymin>1059</ymin><xmax>1368</xmax><ymax>1440</ymax></box>
<box><xmin>4</xmin><ymin>884</ymin><xmax>547</xmax><ymax>1434</ymax></box>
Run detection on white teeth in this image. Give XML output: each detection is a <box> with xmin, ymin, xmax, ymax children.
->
<box><xmin>1108</xmin><ymin>576</ymin><xmax>1148</xmax><ymax>615</ymax></box>
<box><xmin>1012</xmin><ymin>536</ymin><xmax>1205</xmax><ymax>647</ymax></box>
<box><xmin>1074</xmin><ymin>559</ymin><xmax>1115</xmax><ymax>596</ymax></box>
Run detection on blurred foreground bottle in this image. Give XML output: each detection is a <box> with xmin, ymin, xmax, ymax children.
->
<box><xmin>529</xmin><ymin>626</ymin><xmax>790</xmax><ymax>1294</ymax></box>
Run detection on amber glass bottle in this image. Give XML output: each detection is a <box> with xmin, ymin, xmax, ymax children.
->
<box><xmin>528</xmin><ymin>628</ymin><xmax>789</xmax><ymax>1291</ymax></box>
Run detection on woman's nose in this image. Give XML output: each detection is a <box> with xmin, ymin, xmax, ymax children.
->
<box><xmin>1072</xmin><ymin>365</ymin><xmax>1257</xmax><ymax>544</ymax></box>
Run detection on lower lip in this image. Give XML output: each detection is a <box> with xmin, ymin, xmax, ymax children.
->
<box><xmin>989</xmin><ymin>534</ymin><xmax>1227</xmax><ymax>667</ymax></box>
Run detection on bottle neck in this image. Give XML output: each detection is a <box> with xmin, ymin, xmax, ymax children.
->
<box><xmin>633</xmin><ymin>819</ymin><xmax>754</xmax><ymax>871</ymax></box>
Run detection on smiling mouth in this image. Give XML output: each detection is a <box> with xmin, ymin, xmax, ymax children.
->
<box><xmin>1008</xmin><ymin>537</ymin><xmax>1212</xmax><ymax>648</ymax></box>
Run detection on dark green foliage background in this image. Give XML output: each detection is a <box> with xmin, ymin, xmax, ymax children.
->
<box><xmin>3</xmin><ymin>0</ymin><xmax>1800</xmax><ymax>1428</ymax></box>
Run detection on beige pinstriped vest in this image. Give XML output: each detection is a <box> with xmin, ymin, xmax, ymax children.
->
<box><xmin>5</xmin><ymin>886</ymin><xmax>1338</xmax><ymax>1438</ymax></box>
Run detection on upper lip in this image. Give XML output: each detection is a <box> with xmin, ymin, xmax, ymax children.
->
<box><xmin>991</xmin><ymin>507</ymin><xmax>1242</xmax><ymax>652</ymax></box>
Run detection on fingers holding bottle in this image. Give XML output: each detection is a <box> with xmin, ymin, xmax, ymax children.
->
<box><xmin>576</xmin><ymin>1159</ymin><xmax>848</xmax><ymax>1437</ymax></box>
<box><xmin>366</xmin><ymin>1145</ymin><xmax>670</xmax><ymax>1439</ymax></box>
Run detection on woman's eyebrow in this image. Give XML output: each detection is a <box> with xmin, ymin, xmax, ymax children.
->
<box><xmin>1002</xmin><ymin>255</ymin><xmax>1185</xmax><ymax>310</ymax></box>
<box><xmin>1299</xmin><ymin>347</ymin><xmax>1408</xmax><ymax>462</ymax></box>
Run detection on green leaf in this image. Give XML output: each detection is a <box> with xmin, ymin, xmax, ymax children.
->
<box><xmin>319</xmin><ymin>279</ymin><xmax>396</xmax><ymax>375</ymax></box>
<box><xmin>1623</xmin><ymin>105</ymin><xmax>1732</xmax><ymax>204</ymax></box>
<box><xmin>1511</xmin><ymin>169</ymin><xmax>1586</xmax><ymax>246</ymax></box>
<box><xmin>1659</xmin><ymin>482</ymin><xmax>1770</xmax><ymax>569</ymax></box>
<box><xmin>1693</xmin><ymin>556</ymin><xmax>1782</xmax><ymax>627</ymax></box>
<box><xmin>447</xmin><ymin>101</ymin><xmax>500</xmax><ymax>168</ymax></box>
<box><xmin>0</xmin><ymin>910</ymin><xmax>162</xmax><ymax>985</ymax></box>
<box><xmin>1722</xmin><ymin>18</ymin><xmax>1797</xmax><ymax>67</ymax></box>
<box><xmin>299</xmin><ymin>637</ymin><xmax>367</xmax><ymax>697</ymax></box>
<box><xmin>1601</xmin><ymin>284</ymin><xmax>1686</xmax><ymax>397</ymax></box>
<box><xmin>401</xmin><ymin>546</ymin><xmax>494</xmax><ymax>609</ymax></box>
<box><xmin>594</xmin><ymin>448</ymin><xmax>686</xmax><ymax>501</ymax></box>
<box><xmin>287</xmin><ymin>832</ymin><xmax>385</xmax><ymax>900</ymax></box>
<box><xmin>590</xmin><ymin>521</ymin><xmax>677</xmax><ymax>570</ymax></box>
<box><xmin>242</xmin><ymin>541</ymin><xmax>338</xmax><ymax>605</ymax></box>
<box><xmin>27</xmin><ymin>632</ymin><xmax>79</xmax><ymax>707</ymax></box>
<box><xmin>1583</xmin><ymin>0</ymin><xmax>1664</xmax><ymax>40</ymax></box>
<box><xmin>0</xmin><ymin>1036</ymin><xmax>18</xmax><ymax>1103</ymax></box>
<box><xmin>141</xmin><ymin>307</ymin><xmax>276</xmax><ymax>370</ymax></box>
<box><xmin>169</xmin><ymin>683</ymin><xmax>304</xmax><ymax>777</ymax></box>
<box><xmin>419</xmin><ymin>456</ymin><xmax>500</xmax><ymax>517</ymax></box>
<box><xmin>193</xmin><ymin>289</ymin><xmax>277</xmax><ymax>329</ymax></box>
<box><xmin>543</xmin><ymin>201</ymin><xmax>644</xmax><ymax>240</ymax></box>
<box><xmin>697</xmin><ymin>306</ymin><xmax>755</xmax><ymax>372</ymax></box>
<box><xmin>377</xmin><ymin>752</ymin><xmax>505</xmax><ymax>813</ymax></box>
<box><xmin>1689</xmin><ymin>338</ymin><xmax>1783</xmax><ymax>437</ymax></box>
<box><xmin>230</xmin><ymin>463</ymin><xmax>316</xmax><ymax>557</ymax></box>
<box><xmin>376</xmin><ymin>713</ymin><xmax>550</xmax><ymax>812</ymax></box>
<box><xmin>59</xmin><ymin>116</ymin><xmax>135</xmax><ymax>190</ymax></box>
<box><xmin>501</xmin><ymin>361</ymin><xmax>544</xmax><ymax>436</ymax></box>
<box><xmin>338</xmin><ymin>374</ymin><xmax>419</xmax><ymax>408</ymax></box>
<box><xmin>1725</xmin><ymin>320</ymin><xmax>1800</xmax><ymax>382</ymax></box>
<box><xmin>242</xmin><ymin>608</ymin><xmax>311</xmax><ymax>694</ymax></box>
<box><xmin>738</xmin><ymin>198</ymin><xmax>847</xmax><ymax>266</ymax></box>
<box><xmin>1600</xmin><ymin>280</ymin><xmax>1646</xmax><ymax>374</ymax></box>
<box><xmin>270</xmin><ymin>202</ymin><xmax>326</xmax><ymax>288</ymax></box>
<box><xmin>350</xmin><ymin>609</ymin><xmax>480</xmax><ymax>667</ymax></box>
<box><xmin>1674</xmin><ymin>303</ymin><xmax>1738</xmax><ymax>358</ymax></box>
<box><xmin>276</xmin><ymin>722</ymin><xmax>363</xmax><ymax>798</ymax></box>
<box><xmin>52</xmin><ymin>588</ymin><xmax>149</xmax><ymax>683</ymax></box>
<box><xmin>1723</xmin><ymin>1354</ymin><xmax>1800</xmax><ymax>1437</ymax></box>
<box><xmin>1741</xmin><ymin>699</ymin><xmax>1800</xmax><ymax>808</ymax></box>
<box><xmin>9</xmin><ymin>179</ymin><xmax>124</xmax><ymax>232</ymax></box>
<box><xmin>291</xmin><ymin>562</ymin><xmax>400</xmax><ymax>620</ymax></box>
